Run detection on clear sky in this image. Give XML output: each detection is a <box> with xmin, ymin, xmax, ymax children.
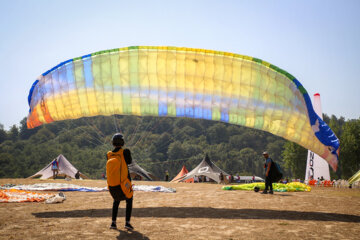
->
<box><xmin>0</xmin><ymin>0</ymin><xmax>359</xmax><ymax>130</ymax></box>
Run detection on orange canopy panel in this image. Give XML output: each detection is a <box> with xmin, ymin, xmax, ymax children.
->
<box><xmin>0</xmin><ymin>189</ymin><xmax>54</xmax><ymax>203</ymax></box>
<box><xmin>171</xmin><ymin>166</ymin><xmax>194</xmax><ymax>183</ymax></box>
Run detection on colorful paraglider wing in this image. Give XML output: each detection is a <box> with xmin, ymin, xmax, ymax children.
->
<box><xmin>0</xmin><ymin>189</ymin><xmax>55</xmax><ymax>203</ymax></box>
<box><xmin>222</xmin><ymin>182</ymin><xmax>311</xmax><ymax>192</ymax></box>
<box><xmin>348</xmin><ymin>169</ymin><xmax>360</xmax><ymax>185</ymax></box>
<box><xmin>27</xmin><ymin>46</ymin><xmax>339</xmax><ymax>170</ymax></box>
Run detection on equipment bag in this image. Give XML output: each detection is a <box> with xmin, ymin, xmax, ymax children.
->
<box><xmin>270</xmin><ymin>159</ymin><xmax>283</xmax><ymax>182</ymax></box>
<box><xmin>106</xmin><ymin>149</ymin><xmax>133</xmax><ymax>199</ymax></box>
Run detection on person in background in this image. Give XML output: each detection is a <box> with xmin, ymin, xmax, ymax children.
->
<box><xmin>165</xmin><ymin>170</ymin><xmax>169</xmax><ymax>181</ymax></box>
<box><xmin>75</xmin><ymin>170</ymin><xmax>80</xmax><ymax>179</ymax></box>
<box><xmin>194</xmin><ymin>175</ymin><xmax>199</xmax><ymax>183</ymax></box>
<box><xmin>106</xmin><ymin>133</ymin><xmax>134</xmax><ymax>231</ymax></box>
<box><xmin>262</xmin><ymin>151</ymin><xmax>273</xmax><ymax>194</ymax></box>
<box><xmin>219</xmin><ymin>172</ymin><xmax>224</xmax><ymax>184</ymax></box>
<box><xmin>229</xmin><ymin>174</ymin><xmax>233</xmax><ymax>183</ymax></box>
<box><xmin>52</xmin><ymin>159</ymin><xmax>59</xmax><ymax>179</ymax></box>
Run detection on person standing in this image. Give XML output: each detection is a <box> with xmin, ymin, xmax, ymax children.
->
<box><xmin>219</xmin><ymin>172</ymin><xmax>224</xmax><ymax>184</ymax></box>
<box><xmin>165</xmin><ymin>170</ymin><xmax>169</xmax><ymax>181</ymax></box>
<box><xmin>262</xmin><ymin>151</ymin><xmax>273</xmax><ymax>194</ymax></box>
<box><xmin>194</xmin><ymin>175</ymin><xmax>199</xmax><ymax>183</ymax></box>
<box><xmin>75</xmin><ymin>170</ymin><xmax>80</xmax><ymax>179</ymax></box>
<box><xmin>51</xmin><ymin>159</ymin><xmax>59</xmax><ymax>179</ymax></box>
<box><xmin>106</xmin><ymin>133</ymin><xmax>134</xmax><ymax>230</ymax></box>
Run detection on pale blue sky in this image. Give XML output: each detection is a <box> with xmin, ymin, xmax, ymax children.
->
<box><xmin>0</xmin><ymin>0</ymin><xmax>359</xmax><ymax>129</ymax></box>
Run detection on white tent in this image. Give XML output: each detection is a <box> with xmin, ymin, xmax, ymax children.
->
<box><xmin>179</xmin><ymin>154</ymin><xmax>229</xmax><ymax>183</ymax></box>
<box><xmin>28</xmin><ymin>154</ymin><xmax>88</xmax><ymax>179</ymax></box>
<box><xmin>129</xmin><ymin>161</ymin><xmax>156</xmax><ymax>181</ymax></box>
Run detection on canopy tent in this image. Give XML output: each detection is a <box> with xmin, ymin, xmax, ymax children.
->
<box><xmin>28</xmin><ymin>154</ymin><xmax>88</xmax><ymax>179</ymax></box>
<box><xmin>178</xmin><ymin>155</ymin><xmax>229</xmax><ymax>184</ymax></box>
<box><xmin>171</xmin><ymin>165</ymin><xmax>194</xmax><ymax>183</ymax></box>
<box><xmin>348</xmin><ymin>169</ymin><xmax>360</xmax><ymax>185</ymax></box>
<box><xmin>128</xmin><ymin>161</ymin><xmax>157</xmax><ymax>181</ymax></box>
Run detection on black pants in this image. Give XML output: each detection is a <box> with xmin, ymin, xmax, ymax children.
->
<box><xmin>265</xmin><ymin>176</ymin><xmax>273</xmax><ymax>191</ymax></box>
<box><xmin>109</xmin><ymin>185</ymin><xmax>133</xmax><ymax>222</ymax></box>
<box><xmin>112</xmin><ymin>198</ymin><xmax>133</xmax><ymax>222</ymax></box>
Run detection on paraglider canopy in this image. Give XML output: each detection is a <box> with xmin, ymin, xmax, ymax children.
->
<box><xmin>26</xmin><ymin>46</ymin><xmax>339</xmax><ymax>170</ymax></box>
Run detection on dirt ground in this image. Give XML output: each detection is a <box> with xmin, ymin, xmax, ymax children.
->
<box><xmin>0</xmin><ymin>179</ymin><xmax>359</xmax><ymax>240</ymax></box>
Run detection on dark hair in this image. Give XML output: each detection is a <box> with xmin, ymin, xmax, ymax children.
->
<box><xmin>112</xmin><ymin>133</ymin><xmax>124</xmax><ymax>147</ymax></box>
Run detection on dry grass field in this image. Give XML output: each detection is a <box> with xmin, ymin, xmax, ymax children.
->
<box><xmin>0</xmin><ymin>178</ymin><xmax>359</xmax><ymax>240</ymax></box>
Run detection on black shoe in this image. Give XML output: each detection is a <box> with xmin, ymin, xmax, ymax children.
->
<box><xmin>261</xmin><ymin>191</ymin><xmax>268</xmax><ymax>194</ymax></box>
<box><xmin>269</xmin><ymin>190</ymin><xmax>274</xmax><ymax>194</ymax></box>
<box><xmin>125</xmin><ymin>222</ymin><xmax>134</xmax><ymax>231</ymax></box>
<box><xmin>109</xmin><ymin>222</ymin><xmax>117</xmax><ymax>229</ymax></box>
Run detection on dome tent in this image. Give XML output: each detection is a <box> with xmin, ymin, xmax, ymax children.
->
<box><xmin>171</xmin><ymin>165</ymin><xmax>193</xmax><ymax>183</ymax></box>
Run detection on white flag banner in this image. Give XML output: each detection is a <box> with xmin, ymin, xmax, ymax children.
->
<box><xmin>305</xmin><ymin>93</ymin><xmax>330</xmax><ymax>181</ymax></box>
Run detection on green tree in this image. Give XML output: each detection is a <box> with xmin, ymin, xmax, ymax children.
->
<box><xmin>29</xmin><ymin>128</ymin><xmax>55</xmax><ymax>144</ymax></box>
<box><xmin>282</xmin><ymin>141</ymin><xmax>307</xmax><ymax>179</ymax></box>
<box><xmin>0</xmin><ymin>152</ymin><xmax>16</xmax><ymax>177</ymax></box>
<box><xmin>237</xmin><ymin>148</ymin><xmax>261</xmax><ymax>175</ymax></box>
<box><xmin>9</xmin><ymin>125</ymin><xmax>19</xmax><ymax>141</ymax></box>
<box><xmin>229</xmin><ymin>135</ymin><xmax>245</xmax><ymax>149</ymax></box>
<box><xmin>0</xmin><ymin>123</ymin><xmax>7</xmax><ymax>144</ymax></box>
<box><xmin>207</xmin><ymin>123</ymin><xmax>229</xmax><ymax>144</ymax></box>
<box><xmin>19</xmin><ymin>117</ymin><xmax>39</xmax><ymax>140</ymax></box>
<box><xmin>328</xmin><ymin>115</ymin><xmax>345</xmax><ymax>137</ymax></box>
<box><xmin>167</xmin><ymin>141</ymin><xmax>184</xmax><ymax>160</ymax></box>
<box><xmin>154</xmin><ymin>132</ymin><xmax>172</xmax><ymax>155</ymax></box>
<box><xmin>266</xmin><ymin>139</ymin><xmax>285</xmax><ymax>163</ymax></box>
<box><xmin>227</xmin><ymin>125</ymin><xmax>245</xmax><ymax>137</ymax></box>
<box><xmin>339</xmin><ymin>119</ymin><xmax>360</xmax><ymax>178</ymax></box>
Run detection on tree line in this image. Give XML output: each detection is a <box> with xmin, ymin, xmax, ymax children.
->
<box><xmin>0</xmin><ymin>114</ymin><xmax>358</xmax><ymax>180</ymax></box>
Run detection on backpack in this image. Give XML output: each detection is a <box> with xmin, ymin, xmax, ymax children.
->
<box><xmin>269</xmin><ymin>159</ymin><xmax>283</xmax><ymax>182</ymax></box>
<box><xmin>106</xmin><ymin>149</ymin><xmax>133</xmax><ymax>199</ymax></box>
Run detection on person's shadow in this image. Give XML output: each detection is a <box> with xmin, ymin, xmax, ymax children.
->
<box><xmin>116</xmin><ymin>229</ymin><xmax>149</xmax><ymax>240</ymax></box>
